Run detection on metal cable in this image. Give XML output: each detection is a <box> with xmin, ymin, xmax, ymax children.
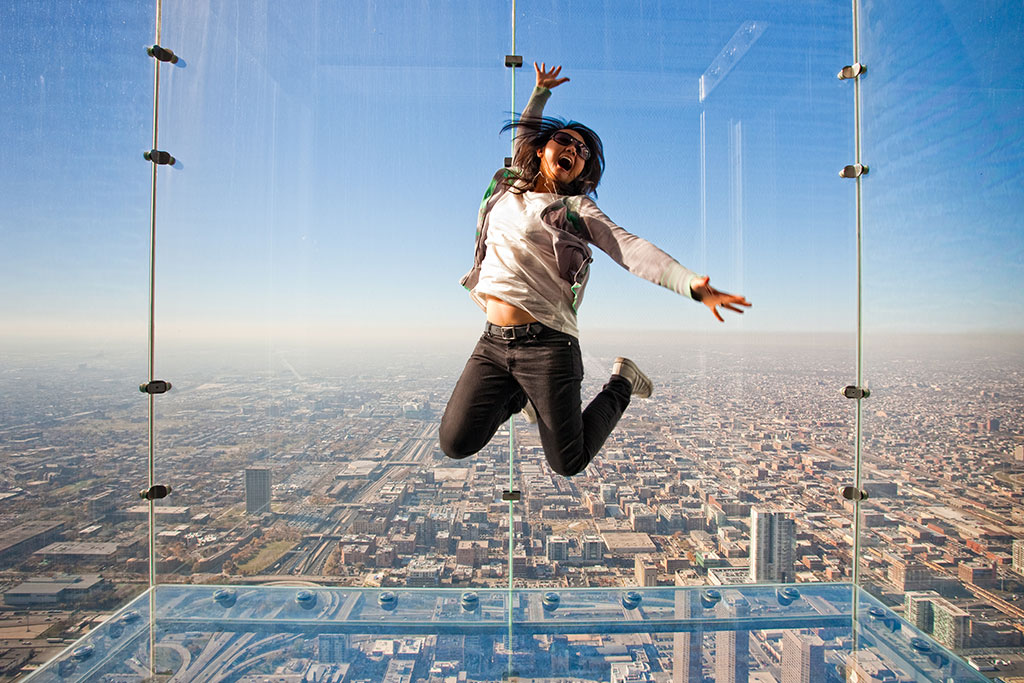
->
<box><xmin>146</xmin><ymin>0</ymin><xmax>164</xmax><ymax>675</ymax></box>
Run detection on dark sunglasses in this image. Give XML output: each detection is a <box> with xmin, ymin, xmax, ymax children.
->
<box><xmin>550</xmin><ymin>131</ymin><xmax>591</xmax><ymax>161</ymax></box>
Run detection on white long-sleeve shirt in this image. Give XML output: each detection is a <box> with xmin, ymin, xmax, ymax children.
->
<box><xmin>461</xmin><ymin>87</ymin><xmax>699</xmax><ymax>337</ymax></box>
<box><xmin>470</xmin><ymin>189</ymin><xmax>697</xmax><ymax>337</ymax></box>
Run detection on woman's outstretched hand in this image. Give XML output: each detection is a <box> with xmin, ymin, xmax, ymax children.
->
<box><xmin>690</xmin><ymin>276</ymin><xmax>752</xmax><ymax>322</ymax></box>
<box><xmin>535</xmin><ymin>62</ymin><xmax>570</xmax><ymax>90</ymax></box>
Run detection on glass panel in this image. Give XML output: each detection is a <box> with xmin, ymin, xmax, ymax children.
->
<box><xmin>152</xmin><ymin>1</ymin><xmax>509</xmax><ymax>584</ymax></box>
<box><xmin>858</xmin><ymin>0</ymin><xmax>1024</xmax><ymax>664</ymax></box>
<box><xmin>28</xmin><ymin>584</ymin><xmax>988</xmax><ymax>681</ymax></box>
<box><xmin>513</xmin><ymin>0</ymin><xmax>858</xmax><ymax>588</ymax></box>
<box><xmin>0</xmin><ymin>0</ymin><xmax>154</xmax><ymax>678</ymax></box>
<box><xmin>857</xmin><ymin>589</ymin><xmax>988</xmax><ymax>683</ymax></box>
<box><xmin>25</xmin><ymin>599</ymin><xmax>152</xmax><ymax>683</ymax></box>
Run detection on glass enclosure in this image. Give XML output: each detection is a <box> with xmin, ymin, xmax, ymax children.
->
<box><xmin>513</xmin><ymin>0</ymin><xmax>857</xmax><ymax>593</ymax></box>
<box><xmin>856</xmin><ymin>0</ymin><xmax>1024</xmax><ymax>663</ymax></box>
<box><xmin>147</xmin><ymin>0</ymin><xmax>860</xmax><ymax>594</ymax></box>
<box><xmin>0</xmin><ymin>0</ymin><xmax>153</xmax><ymax>674</ymax></box>
<box><xmin>151</xmin><ymin>0</ymin><xmax>510</xmax><ymax>586</ymax></box>
<box><xmin>24</xmin><ymin>584</ymin><xmax>990</xmax><ymax>682</ymax></box>
<box><xmin>2</xmin><ymin>0</ymin><xmax>1021</xmax><ymax>680</ymax></box>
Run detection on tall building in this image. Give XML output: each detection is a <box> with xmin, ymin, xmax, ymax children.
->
<box><xmin>958</xmin><ymin>562</ymin><xmax>996</xmax><ymax>586</ymax></box>
<box><xmin>1012</xmin><ymin>539</ymin><xmax>1024</xmax><ymax>576</ymax></box>
<box><xmin>932</xmin><ymin>598</ymin><xmax>971</xmax><ymax>650</ymax></box>
<box><xmin>406</xmin><ymin>559</ymin><xmax>443</xmax><ymax>587</ymax></box>
<box><xmin>672</xmin><ymin>579</ymin><xmax>703</xmax><ymax>683</ymax></box>
<box><xmin>715</xmin><ymin>594</ymin><xmax>751</xmax><ymax>683</ymax></box>
<box><xmin>888</xmin><ymin>559</ymin><xmax>937</xmax><ymax>592</ymax></box>
<box><xmin>635</xmin><ymin>555</ymin><xmax>658</xmax><ymax>586</ymax></box>
<box><xmin>601</xmin><ymin>483</ymin><xmax>618</xmax><ymax>504</ymax></box>
<box><xmin>318</xmin><ymin>634</ymin><xmax>349</xmax><ymax>662</ymax></box>
<box><xmin>244</xmin><ymin>468</ymin><xmax>271</xmax><ymax>515</ymax></box>
<box><xmin>547</xmin><ymin>535</ymin><xmax>569</xmax><ymax>562</ymax></box>
<box><xmin>456</xmin><ymin>540</ymin><xmax>488</xmax><ymax>567</ymax></box>
<box><xmin>749</xmin><ymin>508</ymin><xmax>796</xmax><ymax>583</ymax></box>
<box><xmin>781</xmin><ymin>631</ymin><xmax>824</xmax><ymax>683</ymax></box>
<box><xmin>904</xmin><ymin>591</ymin><xmax>940</xmax><ymax>632</ymax></box>
<box><xmin>630</xmin><ymin>503</ymin><xmax>657</xmax><ymax>533</ymax></box>
<box><xmin>582</xmin><ymin>535</ymin><xmax>604</xmax><ymax>563</ymax></box>
<box><xmin>550</xmin><ymin>635</ymin><xmax>570</xmax><ymax>674</ymax></box>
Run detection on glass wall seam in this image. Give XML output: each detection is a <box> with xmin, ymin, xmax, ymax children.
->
<box><xmin>147</xmin><ymin>0</ymin><xmax>166</xmax><ymax>678</ymax></box>
<box><xmin>850</xmin><ymin>0</ymin><xmax>866</xmax><ymax>643</ymax></box>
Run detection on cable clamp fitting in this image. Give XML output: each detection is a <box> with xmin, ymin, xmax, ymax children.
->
<box><xmin>841</xmin><ymin>486</ymin><xmax>869</xmax><ymax>502</ymax></box>
<box><xmin>144</xmin><ymin>150</ymin><xmax>176</xmax><ymax>166</ymax></box>
<box><xmin>147</xmin><ymin>45</ymin><xmax>179</xmax><ymax>64</ymax></box>
<box><xmin>140</xmin><ymin>485</ymin><xmax>172</xmax><ymax>500</ymax></box>
<box><xmin>837</xmin><ymin>63</ymin><xmax>866</xmax><ymax>80</ymax></box>
<box><xmin>501</xmin><ymin>490</ymin><xmax>521</xmax><ymax>502</ymax></box>
<box><xmin>140</xmin><ymin>380</ymin><xmax>173</xmax><ymax>394</ymax></box>
<box><xmin>839</xmin><ymin>164</ymin><xmax>868</xmax><ymax>179</ymax></box>
<box><xmin>504</xmin><ymin>55</ymin><xmax>523</xmax><ymax>68</ymax></box>
<box><xmin>842</xmin><ymin>385</ymin><xmax>870</xmax><ymax>399</ymax></box>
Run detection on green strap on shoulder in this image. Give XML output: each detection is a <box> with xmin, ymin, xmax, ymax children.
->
<box><xmin>477</xmin><ymin>170</ymin><xmax>514</xmax><ymax>235</ymax></box>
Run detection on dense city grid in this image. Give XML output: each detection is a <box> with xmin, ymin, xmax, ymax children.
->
<box><xmin>1</xmin><ymin>334</ymin><xmax>1022</xmax><ymax>679</ymax></box>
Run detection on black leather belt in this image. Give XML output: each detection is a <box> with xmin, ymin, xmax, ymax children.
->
<box><xmin>485</xmin><ymin>321</ymin><xmax>548</xmax><ymax>340</ymax></box>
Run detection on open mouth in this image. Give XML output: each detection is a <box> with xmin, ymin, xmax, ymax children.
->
<box><xmin>557</xmin><ymin>155</ymin><xmax>574</xmax><ymax>171</ymax></box>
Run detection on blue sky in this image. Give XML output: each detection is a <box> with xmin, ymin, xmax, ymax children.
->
<box><xmin>1</xmin><ymin>0</ymin><xmax>1021</xmax><ymax>352</ymax></box>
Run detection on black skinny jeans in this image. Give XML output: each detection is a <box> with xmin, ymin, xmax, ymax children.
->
<box><xmin>439</xmin><ymin>323</ymin><xmax>632</xmax><ymax>476</ymax></box>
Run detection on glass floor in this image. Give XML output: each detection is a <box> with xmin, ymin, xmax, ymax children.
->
<box><xmin>25</xmin><ymin>583</ymin><xmax>985</xmax><ymax>682</ymax></box>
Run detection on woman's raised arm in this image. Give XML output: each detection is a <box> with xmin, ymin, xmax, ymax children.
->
<box><xmin>512</xmin><ymin>63</ymin><xmax>569</xmax><ymax>159</ymax></box>
<box><xmin>534</xmin><ymin>62</ymin><xmax>569</xmax><ymax>90</ymax></box>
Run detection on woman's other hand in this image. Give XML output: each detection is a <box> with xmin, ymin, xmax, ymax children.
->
<box><xmin>690</xmin><ymin>275</ymin><xmax>752</xmax><ymax>322</ymax></box>
<box><xmin>535</xmin><ymin>62</ymin><xmax>570</xmax><ymax>90</ymax></box>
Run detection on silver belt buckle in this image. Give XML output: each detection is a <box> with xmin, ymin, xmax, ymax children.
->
<box><xmin>502</xmin><ymin>326</ymin><xmax>516</xmax><ymax>340</ymax></box>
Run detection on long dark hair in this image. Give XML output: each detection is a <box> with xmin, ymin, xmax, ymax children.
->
<box><xmin>499</xmin><ymin>115</ymin><xmax>605</xmax><ymax>197</ymax></box>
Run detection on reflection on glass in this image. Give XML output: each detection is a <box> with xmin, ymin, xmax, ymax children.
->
<box><xmin>0</xmin><ymin>0</ymin><xmax>154</xmax><ymax>677</ymax></box>
<box><xmin>152</xmin><ymin>0</ymin><xmax>511</xmax><ymax>584</ymax></box>
<box><xmin>4</xmin><ymin>0</ymin><xmax>1018</xmax><ymax>676</ymax></box>
<box><xmin>28</xmin><ymin>584</ymin><xmax>989</xmax><ymax>682</ymax></box>
<box><xmin>517</xmin><ymin>0</ymin><xmax>858</xmax><ymax>590</ymax></box>
<box><xmin>145</xmin><ymin>0</ymin><xmax>860</xmax><ymax>603</ymax></box>
<box><xmin>857</xmin><ymin>0</ymin><xmax>1024</xmax><ymax>665</ymax></box>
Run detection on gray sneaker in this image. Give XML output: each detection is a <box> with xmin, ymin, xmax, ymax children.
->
<box><xmin>611</xmin><ymin>357</ymin><xmax>653</xmax><ymax>398</ymax></box>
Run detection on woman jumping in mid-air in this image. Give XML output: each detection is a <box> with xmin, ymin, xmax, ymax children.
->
<box><xmin>440</xmin><ymin>62</ymin><xmax>750</xmax><ymax>477</ymax></box>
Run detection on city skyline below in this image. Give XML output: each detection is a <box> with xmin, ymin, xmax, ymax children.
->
<box><xmin>3</xmin><ymin>337</ymin><xmax>1020</xmax><ymax>573</ymax></box>
<box><xmin>2</xmin><ymin>311</ymin><xmax>1022</xmax><ymax>677</ymax></box>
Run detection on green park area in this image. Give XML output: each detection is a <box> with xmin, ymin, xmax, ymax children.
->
<box><xmin>237</xmin><ymin>540</ymin><xmax>296</xmax><ymax>575</ymax></box>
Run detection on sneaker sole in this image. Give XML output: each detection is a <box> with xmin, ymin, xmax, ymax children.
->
<box><xmin>613</xmin><ymin>357</ymin><xmax>653</xmax><ymax>399</ymax></box>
